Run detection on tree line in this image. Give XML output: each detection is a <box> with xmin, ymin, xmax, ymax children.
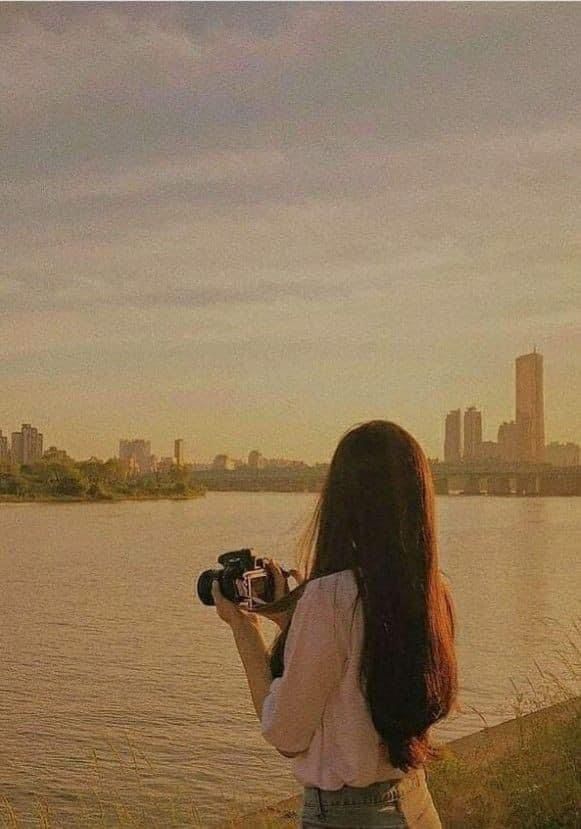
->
<box><xmin>0</xmin><ymin>456</ymin><xmax>205</xmax><ymax>501</ymax></box>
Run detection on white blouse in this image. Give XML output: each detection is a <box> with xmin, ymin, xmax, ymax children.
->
<box><xmin>261</xmin><ymin>568</ymin><xmax>406</xmax><ymax>789</ymax></box>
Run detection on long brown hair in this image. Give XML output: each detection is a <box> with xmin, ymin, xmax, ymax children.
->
<box><xmin>254</xmin><ymin>420</ymin><xmax>459</xmax><ymax>772</ymax></box>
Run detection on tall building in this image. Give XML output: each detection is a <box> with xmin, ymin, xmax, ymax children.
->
<box><xmin>21</xmin><ymin>424</ymin><xmax>43</xmax><ymax>464</ymax></box>
<box><xmin>11</xmin><ymin>432</ymin><xmax>24</xmax><ymax>464</ymax></box>
<box><xmin>515</xmin><ymin>350</ymin><xmax>544</xmax><ymax>463</ymax></box>
<box><xmin>463</xmin><ymin>407</ymin><xmax>482</xmax><ymax>460</ymax></box>
<box><xmin>119</xmin><ymin>439</ymin><xmax>154</xmax><ymax>474</ymax></box>
<box><xmin>444</xmin><ymin>410</ymin><xmax>462</xmax><ymax>463</ymax></box>
<box><xmin>10</xmin><ymin>424</ymin><xmax>43</xmax><ymax>465</ymax></box>
<box><xmin>0</xmin><ymin>430</ymin><xmax>9</xmax><ymax>463</ymax></box>
<box><xmin>497</xmin><ymin>420</ymin><xmax>519</xmax><ymax>463</ymax></box>
<box><xmin>174</xmin><ymin>439</ymin><xmax>184</xmax><ymax>467</ymax></box>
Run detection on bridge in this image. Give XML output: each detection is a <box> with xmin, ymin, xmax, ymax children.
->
<box><xmin>191</xmin><ymin>463</ymin><xmax>581</xmax><ymax>496</ymax></box>
<box><xmin>430</xmin><ymin>462</ymin><xmax>581</xmax><ymax>496</ymax></box>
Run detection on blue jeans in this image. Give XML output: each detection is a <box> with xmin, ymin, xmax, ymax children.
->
<box><xmin>301</xmin><ymin>767</ymin><xmax>441</xmax><ymax>828</ymax></box>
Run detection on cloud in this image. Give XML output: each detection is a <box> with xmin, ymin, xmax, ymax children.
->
<box><xmin>1</xmin><ymin>4</ymin><xmax>580</xmax><ymax>455</ymax></box>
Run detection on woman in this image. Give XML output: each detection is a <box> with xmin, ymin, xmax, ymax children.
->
<box><xmin>212</xmin><ymin>420</ymin><xmax>459</xmax><ymax>828</ymax></box>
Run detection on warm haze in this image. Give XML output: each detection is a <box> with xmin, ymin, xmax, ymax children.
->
<box><xmin>1</xmin><ymin>3</ymin><xmax>579</xmax><ymax>463</ymax></box>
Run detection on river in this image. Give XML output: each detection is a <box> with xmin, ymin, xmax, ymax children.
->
<box><xmin>0</xmin><ymin>494</ymin><xmax>579</xmax><ymax>826</ymax></box>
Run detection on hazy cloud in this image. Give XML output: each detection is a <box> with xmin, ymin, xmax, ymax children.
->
<box><xmin>1</xmin><ymin>3</ymin><xmax>580</xmax><ymax>458</ymax></box>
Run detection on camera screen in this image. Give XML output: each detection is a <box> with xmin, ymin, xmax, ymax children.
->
<box><xmin>250</xmin><ymin>575</ymin><xmax>268</xmax><ymax>600</ymax></box>
<box><xmin>236</xmin><ymin>572</ymin><xmax>269</xmax><ymax>605</ymax></box>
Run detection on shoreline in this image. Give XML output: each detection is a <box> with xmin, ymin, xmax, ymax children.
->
<box><xmin>226</xmin><ymin>695</ymin><xmax>580</xmax><ymax>828</ymax></box>
<box><xmin>0</xmin><ymin>492</ymin><xmax>205</xmax><ymax>505</ymax></box>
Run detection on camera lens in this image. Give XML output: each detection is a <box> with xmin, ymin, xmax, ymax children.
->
<box><xmin>196</xmin><ymin>569</ymin><xmax>221</xmax><ymax>606</ymax></box>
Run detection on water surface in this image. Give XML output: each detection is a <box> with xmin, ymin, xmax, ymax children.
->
<box><xmin>1</xmin><ymin>494</ymin><xmax>579</xmax><ymax>826</ymax></box>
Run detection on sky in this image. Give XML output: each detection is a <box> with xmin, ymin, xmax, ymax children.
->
<box><xmin>1</xmin><ymin>3</ymin><xmax>580</xmax><ymax>463</ymax></box>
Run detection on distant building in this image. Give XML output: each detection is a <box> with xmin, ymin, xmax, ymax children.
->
<box><xmin>475</xmin><ymin>440</ymin><xmax>501</xmax><ymax>461</ymax></box>
<box><xmin>248</xmin><ymin>449</ymin><xmax>266</xmax><ymax>469</ymax></box>
<box><xmin>264</xmin><ymin>458</ymin><xmax>308</xmax><ymax>469</ymax></box>
<box><xmin>10</xmin><ymin>424</ymin><xmax>43</xmax><ymax>466</ymax></box>
<box><xmin>119</xmin><ymin>438</ymin><xmax>155</xmax><ymax>474</ymax></box>
<box><xmin>444</xmin><ymin>409</ymin><xmax>462</xmax><ymax>463</ymax></box>
<box><xmin>212</xmin><ymin>454</ymin><xmax>236</xmax><ymax>471</ymax></box>
<box><xmin>497</xmin><ymin>420</ymin><xmax>519</xmax><ymax>463</ymax></box>
<box><xmin>515</xmin><ymin>350</ymin><xmax>544</xmax><ymax>463</ymax></box>
<box><xmin>174</xmin><ymin>439</ymin><xmax>184</xmax><ymax>467</ymax></box>
<box><xmin>11</xmin><ymin>432</ymin><xmax>24</xmax><ymax>464</ymax></box>
<box><xmin>43</xmin><ymin>446</ymin><xmax>70</xmax><ymax>463</ymax></box>
<box><xmin>463</xmin><ymin>407</ymin><xmax>482</xmax><ymax>460</ymax></box>
<box><xmin>157</xmin><ymin>456</ymin><xmax>175</xmax><ymax>473</ymax></box>
<box><xmin>545</xmin><ymin>442</ymin><xmax>580</xmax><ymax>467</ymax></box>
<box><xmin>0</xmin><ymin>430</ymin><xmax>9</xmax><ymax>463</ymax></box>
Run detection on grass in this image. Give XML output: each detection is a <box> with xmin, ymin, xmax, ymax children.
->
<box><xmin>427</xmin><ymin>696</ymin><xmax>580</xmax><ymax>828</ymax></box>
<box><xmin>1</xmin><ymin>620</ymin><xmax>579</xmax><ymax>828</ymax></box>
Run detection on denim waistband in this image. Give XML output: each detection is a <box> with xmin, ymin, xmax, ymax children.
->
<box><xmin>303</xmin><ymin>767</ymin><xmax>425</xmax><ymax>808</ymax></box>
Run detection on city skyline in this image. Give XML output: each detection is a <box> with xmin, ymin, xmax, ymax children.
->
<box><xmin>443</xmin><ymin>350</ymin><xmax>552</xmax><ymax>465</ymax></box>
<box><xmin>2</xmin><ymin>6</ymin><xmax>580</xmax><ymax>462</ymax></box>
<box><xmin>2</xmin><ymin>344</ymin><xmax>579</xmax><ymax>468</ymax></box>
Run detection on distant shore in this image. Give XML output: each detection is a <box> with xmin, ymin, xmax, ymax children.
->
<box><xmin>0</xmin><ymin>491</ymin><xmax>205</xmax><ymax>504</ymax></box>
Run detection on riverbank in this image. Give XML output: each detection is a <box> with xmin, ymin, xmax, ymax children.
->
<box><xmin>224</xmin><ymin>695</ymin><xmax>580</xmax><ymax>828</ymax></box>
<box><xmin>0</xmin><ymin>491</ymin><xmax>205</xmax><ymax>504</ymax></box>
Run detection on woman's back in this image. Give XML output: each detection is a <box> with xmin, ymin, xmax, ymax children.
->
<box><xmin>262</xmin><ymin>569</ymin><xmax>408</xmax><ymax>789</ymax></box>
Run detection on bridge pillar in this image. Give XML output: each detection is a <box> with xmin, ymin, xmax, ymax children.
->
<box><xmin>516</xmin><ymin>473</ymin><xmax>540</xmax><ymax>496</ymax></box>
<box><xmin>462</xmin><ymin>476</ymin><xmax>482</xmax><ymax>495</ymax></box>
<box><xmin>488</xmin><ymin>476</ymin><xmax>511</xmax><ymax>496</ymax></box>
<box><xmin>539</xmin><ymin>474</ymin><xmax>578</xmax><ymax>496</ymax></box>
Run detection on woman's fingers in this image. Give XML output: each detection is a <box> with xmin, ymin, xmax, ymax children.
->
<box><xmin>211</xmin><ymin>579</ymin><xmax>261</xmax><ymax>629</ymax></box>
<box><xmin>288</xmin><ymin>568</ymin><xmax>305</xmax><ymax>585</ymax></box>
<box><xmin>211</xmin><ymin>579</ymin><xmax>227</xmax><ymax>612</ymax></box>
<box><xmin>263</xmin><ymin>557</ymin><xmax>288</xmax><ymax>600</ymax></box>
<box><xmin>211</xmin><ymin>579</ymin><xmax>239</xmax><ymax>624</ymax></box>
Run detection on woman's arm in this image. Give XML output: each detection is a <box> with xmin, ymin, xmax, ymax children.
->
<box><xmin>230</xmin><ymin>617</ymin><xmax>272</xmax><ymax>720</ymax></box>
<box><xmin>211</xmin><ymin>580</ymin><xmax>300</xmax><ymax>758</ymax></box>
<box><xmin>210</xmin><ymin>579</ymin><xmax>272</xmax><ymax>715</ymax></box>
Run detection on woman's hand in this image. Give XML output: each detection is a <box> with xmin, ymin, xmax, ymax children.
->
<box><xmin>259</xmin><ymin>558</ymin><xmax>305</xmax><ymax>629</ymax></box>
<box><xmin>263</xmin><ymin>557</ymin><xmax>290</xmax><ymax>601</ymax></box>
<box><xmin>211</xmin><ymin>580</ymin><xmax>260</xmax><ymax>631</ymax></box>
<box><xmin>263</xmin><ymin>558</ymin><xmax>304</xmax><ymax>598</ymax></box>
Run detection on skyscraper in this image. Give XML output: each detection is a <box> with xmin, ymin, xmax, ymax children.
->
<box><xmin>515</xmin><ymin>350</ymin><xmax>544</xmax><ymax>463</ymax></box>
<box><xmin>463</xmin><ymin>407</ymin><xmax>482</xmax><ymax>460</ymax></box>
<box><xmin>174</xmin><ymin>439</ymin><xmax>184</xmax><ymax>467</ymax></box>
<box><xmin>444</xmin><ymin>410</ymin><xmax>462</xmax><ymax>462</ymax></box>
<box><xmin>10</xmin><ymin>424</ymin><xmax>43</xmax><ymax>465</ymax></box>
<box><xmin>21</xmin><ymin>424</ymin><xmax>43</xmax><ymax>464</ymax></box>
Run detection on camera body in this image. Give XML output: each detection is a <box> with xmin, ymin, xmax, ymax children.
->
<box><xmin>197</xmin><ymin>548</ymin><xmax>288</xmax><ymax>610</ymax></box>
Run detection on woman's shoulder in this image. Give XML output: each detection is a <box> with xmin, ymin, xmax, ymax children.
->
<box><xmin>307</xmin><ymin>569</ymin><xmax>359</xmax><ymax>607</ymax></box>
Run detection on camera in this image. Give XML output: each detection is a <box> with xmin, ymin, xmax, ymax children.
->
<box><xmin>196</xmin><ymin>548</ymin><xmax>291</xmax><ymax>610</ymax></box>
